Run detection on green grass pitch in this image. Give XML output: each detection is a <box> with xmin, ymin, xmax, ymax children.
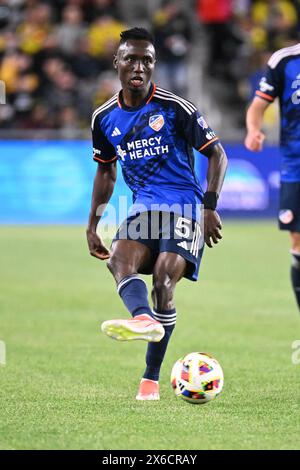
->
<box><xmin>0</xmin><ymin>222</ymin><xmax>299</xmax><ymax>450</ymax></box>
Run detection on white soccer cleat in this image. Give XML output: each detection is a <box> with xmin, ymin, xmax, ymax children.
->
<box><xmin>136</xmin><ymin>379</ymin><xmax>160</xmax><ymax>401</ymax></box>
<box><xmin>101</xmin><ymin>314</ymin><xmax>165</xmax><ymax>342</ymax></box>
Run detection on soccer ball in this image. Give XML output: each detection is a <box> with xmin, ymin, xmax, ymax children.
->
<box><xmin>170</xmin><ymin>352</ymin><xmax>224</xmax><ymax>404</ymax></box>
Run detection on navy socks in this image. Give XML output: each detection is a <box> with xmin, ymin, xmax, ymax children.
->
<box><xmin>143</xmin><ymin>308</ymin><xmax>177</xmax><ymax>381</ymax></box>
<box><xmin>117</xmin><ymin>274</ymin><xmax>153</xmax><ymax>318</ymax></box>
<box><xmin>291</xmin><ymin>252</ymin><xmax>300</xmax><ymax>311</ymax></box>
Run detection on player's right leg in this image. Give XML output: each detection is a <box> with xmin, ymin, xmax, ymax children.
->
<box><xmin>290</xmin><ymin>231</ymin><xmax>300</xmax><ymax>311</ymax></box>
<box><xmin>101</xmin><ymin>238</ymin><xmax>165</xmax><ymax>342</ymax></box>
<box><xmin>278</xmin><ymin>182</ymin><xmax>300</xmax><ymax>312</ymax></box>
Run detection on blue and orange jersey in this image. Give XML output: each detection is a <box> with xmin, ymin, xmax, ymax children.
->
<box><xmin>91</xmin><ymin>83</ymin><xmax>220</xmax><ymax>220</ymax></box>
<box><xmin>255</xmin><ymin>43</ymin><xmax>300</xmax><ymax>182</ymax></box>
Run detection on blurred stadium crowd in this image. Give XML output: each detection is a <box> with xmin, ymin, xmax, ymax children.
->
<box><xmin>0</xmin><ymin>0</ymin><xmax>300</xmax><ymax>135</ymax></box>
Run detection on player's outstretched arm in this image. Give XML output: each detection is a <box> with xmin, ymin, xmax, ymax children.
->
<box><xmin>245</xmin><ymin>97</ymin><xmax>270</xmax><ymax>152</ymax></box>
<box><xmin>204</xmin><ymin>143</ymin><xmax>228</xmax><ymax>248</ymax></box>
<box><xmin>86</xmin><ymin>162</ymin><xmax>117</xmax><ymax>260</ymax></box>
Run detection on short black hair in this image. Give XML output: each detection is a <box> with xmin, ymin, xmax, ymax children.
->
<box><xmin>119</xmin><ymin>27</ymin><xmax>155</xmax><ymax>46</ymax></box>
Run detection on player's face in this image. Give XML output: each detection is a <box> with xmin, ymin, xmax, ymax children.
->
<box><xmin>114</xmin><ymin>40</ymin><xmax>156</xmax><ymax>94</ymax></box>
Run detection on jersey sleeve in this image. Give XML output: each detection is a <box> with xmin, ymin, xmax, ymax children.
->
<box><xmin>91</xmin><ymin>114</ymin><xmax>117</xmax><ymax>164</ymax></box>
<box><xmin>255</xmin><ymin>63</ymin><xmax>282</xmax><ymax>103</ymax></box>
<box><xmin>179</xmin><ymin>107</ymin><xmax>220</xmax><ymax>156</ymax></box>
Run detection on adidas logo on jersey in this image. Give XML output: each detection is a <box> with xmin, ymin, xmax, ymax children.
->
<box><xmin>112</xmin><ymin>127</ymin><xmax>121</xmax><ymax>136</ymax></box>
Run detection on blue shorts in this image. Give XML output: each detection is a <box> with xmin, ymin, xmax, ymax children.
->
<box><xmin>279</xmin><ymin>182</ymin><xmax>300</xmax><ymax>232</ymax></box>
<box><xmin>112</xmin><ymin>211</ymin><xmax>204</xmax><ymax>281</ymax></box>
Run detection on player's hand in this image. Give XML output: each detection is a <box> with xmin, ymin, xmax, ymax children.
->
<box><xmin>244</xmin><ymin>130</ymin><xmax>265</xmax><ymax>152</ymax></box>
<box><xmin>204</xmin><ymin>209</ymin><xmax>222</xmax><ymax>248</ymax></box>
<box><xmin>86</xmin><ymin>229</ymin><xmax>110</xmax><ymax>260</ymax></box>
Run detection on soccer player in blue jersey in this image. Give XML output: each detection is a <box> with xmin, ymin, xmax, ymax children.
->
<box><xmin>245</xmin><ymin>43</ymin><xmax>300</xmax><ymax>312</ymax></box>
<box><xmin>87</xmin><ymin>28</ymin><xmax>228</xmax><ymax>400</ymax></box>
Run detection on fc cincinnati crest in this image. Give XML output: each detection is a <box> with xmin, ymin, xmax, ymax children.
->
<box><xmin>279</xmin><ymin>209</ymin><xmax>294</xmax><ymax>224</ymax></box>
<box><xmin>149</xmin><ymin>114</ymin><xmax>164</xmax><ymax>131</ymax></box>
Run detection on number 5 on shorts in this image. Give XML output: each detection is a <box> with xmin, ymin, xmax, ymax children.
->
<box><xmin>175</xmin><ymin>217</ymin><xmax>191</xmax><ymax>239</ymax></box>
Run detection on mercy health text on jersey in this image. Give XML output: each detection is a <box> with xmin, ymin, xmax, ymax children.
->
<box><xmin>117</xmin><ymin>136</ymin><xmax>168</xmax><ymax>161</ymax></box>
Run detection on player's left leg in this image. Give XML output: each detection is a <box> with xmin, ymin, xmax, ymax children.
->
<box><xmin>136</xmin><ymin>212</ymin><xmax>204</xmax><ymax>399</ymax></box>
<box><xmin>290</xmin><ymin>231</ymin><xmax>300</xmax><ymax>311</ymax></box>
<box><xmin>136</xmin><ymin>252</ymin><xmax>186</xmax><ymax>400</ymax></box>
